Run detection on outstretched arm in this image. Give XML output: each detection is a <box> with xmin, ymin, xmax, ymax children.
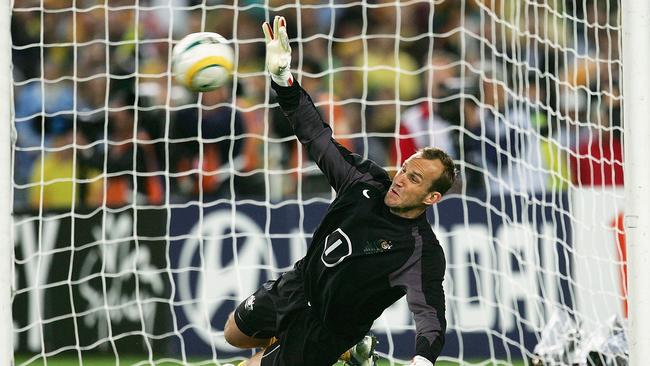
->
<box><xmin>262</xmin><ymin>16</ymin><xmax>389</xmax><ymax>193</ymax></box>
<box><xmin>407</xmin><ymin>243</ymin><xmax>446</xmax><ymax>365</ymax></box>
<box><xmin>391</xmin><ymin>240</ymin><xmax>446</xmax><ymax>365</ymax></box>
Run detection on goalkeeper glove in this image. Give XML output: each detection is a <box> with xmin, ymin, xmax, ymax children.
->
<box><xmin>261</xmin><ymin>15</ymin><xmax>293</xmax><ymax>87</ymax></box>
<box><xmin>409</xmin><ymin>356</ymin><xmax>433</xmax><ymax>366</ymax></box>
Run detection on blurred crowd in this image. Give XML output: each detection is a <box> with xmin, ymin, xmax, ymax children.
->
<box><xmin>11</xmin><ymin>0</ymin><xmax>624</xmax><ymax>211</ymax></box>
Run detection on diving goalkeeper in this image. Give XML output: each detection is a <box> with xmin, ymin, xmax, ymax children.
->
<box><xmin>223</xmin><ymin>16</ymin><xmax>454</xmax><ymax>366</ymax></box>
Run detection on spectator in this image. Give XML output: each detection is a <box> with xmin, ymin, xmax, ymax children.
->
<box><xmin>14</xmin><ymin>51</ymin><xmax>76</xmax><ymax>207</ymax></box>
<box><xmin>570</xmin><ymin>102</ymin><xmax>624</xmax><ymax>187</ymax></box>
<box><xmin>465</xmin><ymin>68</ymin><xmax>549</xmax><ymax>196</ymax></box>
<box><xmin>79</xmin><ymin>94</ymin><xmax>164</xmax><ymax>207</ymax></box>
<box><xmin>531</xmin><ymin>77</ymin><xmax>571</xmax><ymax>193</ymax></box>
<box><xmin>391</xmin><ymin>53</ymin><xmax>458</xmax><ymax>166</ymax></box>
<box><xmin>29</xmin><ymin>128</ymin><xmax>103</xmax><ymax>209</ymax></box>
<box><xmin>170</xmin><ymin>86</ymin><xmax>246</xmax><ymax>200</ymax></box>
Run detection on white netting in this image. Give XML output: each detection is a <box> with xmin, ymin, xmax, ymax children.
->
<box><xmin>11</xmin><ymin>0</ymin><xmax>626</xmax><ymax>365</ymax></box>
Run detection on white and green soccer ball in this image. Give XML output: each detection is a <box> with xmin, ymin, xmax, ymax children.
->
<box><xmin>172</xmin><ymin>32</ymin><xmax>234</xmax><ymax>92</ymax></box>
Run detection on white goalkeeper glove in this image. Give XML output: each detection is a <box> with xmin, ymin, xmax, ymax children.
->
<box><xmin>261</xmin><ymin>15</ymin><xmax>294</xmax><ymax>87</ymax></box>
<box><xmin>409</xmin><ymin>355</ymin><xmax>433</xmax><ymax>366</ymax></box>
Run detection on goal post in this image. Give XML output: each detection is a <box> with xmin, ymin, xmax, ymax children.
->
<box><xmin>622</xmin><ymin>0</ymin><xmax>650</xmax><ymax>364</ymax></box>
<box><xmin>1</xmin><ymin>0</ymin><xmax>14</xmax><ymax>363</ymax></box>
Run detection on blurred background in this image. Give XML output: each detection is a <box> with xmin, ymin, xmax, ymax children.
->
<box><xmin>12</xmin><ymin>0</ymin><xmax>623</xmax><ymax>211</ymax></box>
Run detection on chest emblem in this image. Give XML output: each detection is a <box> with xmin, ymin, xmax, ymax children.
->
<box><xmin>363</xmin><ymin>238</ymin><xmax>393</xmax><ymax>254</ymax></box>
<box><xmin>362</xmin><ymin>189</ymin><xmax>371</xmax><ymax>199</ymax></box>
<box><xmin>321</xmin><ymin>228</ymin><xmax>352</xmax><ymax>267</ymax></box>
<box><xmin>380</xmin><ymin>239</ymin><xmax>393</xmax><ymax>250</ymax></box>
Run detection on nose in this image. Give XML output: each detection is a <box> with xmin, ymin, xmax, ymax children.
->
<box><xmin>394</xmin><ymin>173</ymin><xmax>405</xmax><ymax>187</ymax></box>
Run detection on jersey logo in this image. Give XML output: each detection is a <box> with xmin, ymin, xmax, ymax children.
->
<box><xmin>363</xmin><ymin>238</ymin><xmax>393</xmax><ymax>254</ymax></box>
<box><xmin>244</xmin><ymin>295</ymin><xmax>255</xmax><ymax>311</ymax></box>
<box><xmin>362</xmin><ymin>189</ymin><xmax>371</xmax><ymax>198</ymax></box>
<box><xmin>321</xmin><ymin>228</ymin><xmax>352</xmax><ymax>267</ymax></box>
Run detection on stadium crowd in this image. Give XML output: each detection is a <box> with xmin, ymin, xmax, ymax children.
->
<box><xmin>12</xmin><ymin>0</ymin><xmax>623</xmax><ymax>210</ymax></box>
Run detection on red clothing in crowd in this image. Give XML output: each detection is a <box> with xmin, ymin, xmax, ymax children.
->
<box><xmin>570</xmin><ymin>133</ymin><xmax>624</xmax><ymax>186</ymax></box>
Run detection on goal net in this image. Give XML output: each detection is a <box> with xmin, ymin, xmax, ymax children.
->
<box><xmin>11</xmin><ymin>0</ymin><xmax>626</xmax><ymax>365</ymax></box>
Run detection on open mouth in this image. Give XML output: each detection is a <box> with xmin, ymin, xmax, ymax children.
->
<box><xmin>390</xmin><ymin>188</ymin><xmax>399</xmax><ymax>197</ymax></box>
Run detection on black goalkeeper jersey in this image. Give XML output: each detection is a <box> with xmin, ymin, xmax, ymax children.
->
<box><xmin>273</xmin><ymin>81</ymin><xmax>446</xmax><ymax>363</ymax></box>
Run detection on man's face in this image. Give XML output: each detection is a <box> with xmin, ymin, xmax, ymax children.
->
<box><xmin>384</xmin><ymin>154</ymin><xmax>444</xmax><ymax>216</ymax></box>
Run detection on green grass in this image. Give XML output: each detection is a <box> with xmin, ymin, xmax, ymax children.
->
<box><xmin>14</xmin><ymin>355</ymin><xmax>527</xmax><ymax>366</ymax></box>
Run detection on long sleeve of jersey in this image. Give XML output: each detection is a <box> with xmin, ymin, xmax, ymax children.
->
<box><xmin>272</xmin><ymin>81</ymin><xmax>389</xmax><ymax>193</ymax></box>
<box><xmin>389</xmin><ymin>232</ymin><xmax>447</xmax><ymax>363</ymax></box>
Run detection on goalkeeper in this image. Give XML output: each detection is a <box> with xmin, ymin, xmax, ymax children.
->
<box><xmin>224</xmin><ymin>16</ymin><xmax>454</xmax><ymax>366</ymax></box>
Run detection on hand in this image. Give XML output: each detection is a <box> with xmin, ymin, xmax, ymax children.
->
<box><xmin>261</xmin><ymin>15</ymin><xmax>293</xmax><ymax>86</ymax></box>
<box><xmin>409</xmin><ymin>355</ymin><xmax>433</xmax><ymax>366</ymax></box>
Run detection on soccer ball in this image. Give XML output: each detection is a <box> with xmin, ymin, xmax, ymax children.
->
<box><xmin>172</xmin><ymin>32</ymin><xmax>234</xmax><ymax>92</ymax></box>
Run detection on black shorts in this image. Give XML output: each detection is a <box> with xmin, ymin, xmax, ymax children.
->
<box><xmin>259</xmin><ymin>307</ymin><xmax>360</xmax><ymax>366</ymax></box>
<box><xmin>233</xmin><ymin>280</ymin><xmax>278</xmax><ymax>339</ymax></box>
<box><xmin>233</xmin><ymin>270</ymin><xmax>360</xmax><ymax>366</ymax></box>
<box><xmin>233</xmin><ymin>269</ymin><xmax>307</xmax><ymax>339</ymax></box>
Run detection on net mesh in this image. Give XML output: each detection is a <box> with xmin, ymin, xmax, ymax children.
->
<box><xmin>11</xmin><ymin>0</ymin><xmax>625</xmax><ymax>364</ymax></box>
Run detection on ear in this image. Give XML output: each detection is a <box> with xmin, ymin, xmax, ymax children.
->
<box><xmin>423</xmin><ymin>191</ymin><xmax>442</xmax><ymax>206</ymax></box>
